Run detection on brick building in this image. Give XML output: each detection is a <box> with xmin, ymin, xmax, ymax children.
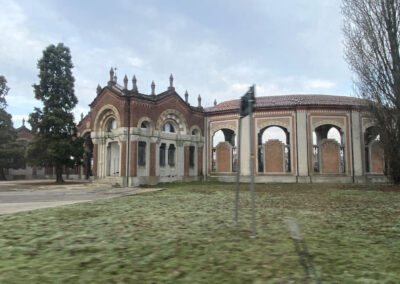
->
<box><xmin>77</xmin><ymin>69</ymin><xmax>386</xmax><ymax>186</ymax></box>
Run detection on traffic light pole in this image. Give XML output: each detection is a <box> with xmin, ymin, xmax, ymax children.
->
<box><xmin>234</xmin><ymin>116</ymin><xmax>242</xmax><ymax>227</ymax></box>
<box><xmin>249</xmin><ymin>99</ymin><xmax>257</xmax><ymax>238</ymax></box>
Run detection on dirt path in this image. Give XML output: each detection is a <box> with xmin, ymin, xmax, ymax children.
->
<box><xmin>0</xmin><ymin>180</ymin><xmax>165</xmax><ymax>214</ymax></box>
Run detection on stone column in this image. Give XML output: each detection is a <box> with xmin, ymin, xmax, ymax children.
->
<box><xmin>351</xmin><ymin>110</ymin><xmax>364</xmax><ymax>182</ymax></box>
<box><xmin>296</xmin><ymin>110</ymin><xmax>310</xmax><ymax>182</ymax></box>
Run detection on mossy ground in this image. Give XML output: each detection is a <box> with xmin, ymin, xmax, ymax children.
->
<box><xmin>1</xmin><ymin>182</ymin><xmax>399</xmax><ymax>283</ymax></box>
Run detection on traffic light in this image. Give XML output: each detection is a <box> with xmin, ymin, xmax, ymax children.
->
<box><xmin>240</xmin><ymin>85</ymin><xmax>256</xmax><ymax>117</ymax></box>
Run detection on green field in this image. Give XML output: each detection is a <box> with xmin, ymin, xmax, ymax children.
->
<box><xmin>1</xmin><ymin>182</ymin><xmax>400</xmax><ymax>283</ymax></box>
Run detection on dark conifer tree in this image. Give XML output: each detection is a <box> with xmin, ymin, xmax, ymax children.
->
<box><xmin>28</xmin><ymin>43</ymin><xmax>84</xmax><ymax>183</ymax></box>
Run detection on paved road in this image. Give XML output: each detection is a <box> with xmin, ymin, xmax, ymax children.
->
<box><xmin>0</xmin><ymin>180</ymin><xmax>163</xmax><ymax>215</ymax></box>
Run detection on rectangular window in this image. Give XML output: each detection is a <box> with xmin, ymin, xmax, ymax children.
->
<box><xmin>189</xmin><ymin>146</ymin><xmax>195</xmax><ymax>168</ymax></box>
<box><xmin>168</xmin><ymin>144</ymin><xmax>176</xmax><ymax>166</ymax></box>
<box><xmin>159</xmin><ymin>143</ymin><xmax>166</xmax><ymax>167</ymax></box>
<box><xmin>138</xmin><ymin>141</ymin><xmax>146</xmax><ymax>166</ymax></box>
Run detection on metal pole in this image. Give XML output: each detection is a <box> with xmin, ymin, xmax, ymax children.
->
<box><xmin>249</xmin><ymin>94</ymin><xmax>256</xmax><ymax>238</ymax></box>
<box><xmin>234</xmin><ymin>116</ymin><xmax>242</xmax><ymax>226</ymax></box>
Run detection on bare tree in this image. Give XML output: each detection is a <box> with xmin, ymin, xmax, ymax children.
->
<box><xmin>342</xmin><ymin>0</ymin><xmax>400</xmax><ymax>183</ymax></box>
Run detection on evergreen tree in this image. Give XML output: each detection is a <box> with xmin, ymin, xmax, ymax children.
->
<box><xmin>28</xmin><ymin>43</ymin><xmax>84</xmax><ymax>183</ymax></box>
<box><xmin>0</xmin><ymin>76</ymin><xmax>25</xmax><ymax>180</ymax></box>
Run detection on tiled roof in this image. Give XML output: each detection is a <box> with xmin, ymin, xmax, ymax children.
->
<box><xmin>205</xmin><ymin>94</ymin><xmax>365</xmax><ymax>112</ymax></box>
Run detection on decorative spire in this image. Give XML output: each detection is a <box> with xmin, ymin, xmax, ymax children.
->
<box><xmin>132</xmin><ymin>75</ymin><xmax>138</xmax><ymax>92</ymax></box>
<box><xmin>168</xmin><ymin>73</ymin><xmax>174</xmax><ymax>90</ymax></box>
<box><xmin>97</xmin><ymin>84</ymin><xmax>102</xmax><ymax>95</ymax></box>
<box><xmin>22</xmin><ymin>118</ymin><xmax>25</xmax><ymax>127</ymax></box>
<box><xmin>151</xmin><ymin>81</ymin><xmax>155</xmax><ymax>96</ymax></box>
<box><xmin>81</xmin><ymin>113</ymin><xmax>84</xmax><ymax>121</ymax></box>
<box><xmin>123</xmin><ymin>75</ymin><xmax>128</xmax><ymax>90</ymax></box>
<box><xmin>184</xmin><ymin>90</ymin><xmax>189</xmax><ymax>103</ymax></box>
<box><xmin>214</xmin><ymin>99</ymin><xmax>217</xmax><ymax>106</ymax></box>
<box><xmin>198</xmin><ymin>94</ymin><xmax>202</xmax><ymax>107</ymax></box>
<box><xmin>109</xmin><ymin>67</ymin><xmax>114</xmax><ymax>82</ymax></box>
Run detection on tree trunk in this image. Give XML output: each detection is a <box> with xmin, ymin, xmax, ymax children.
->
<box><xmin>55</xmin><ymin>165</ymin><xmax>64</xmax><ymax>183</ymax></box>
<box><xmin>0</xmin><ymin>168</ymin><xmax>6</xmax><ymax>181</ymax></box>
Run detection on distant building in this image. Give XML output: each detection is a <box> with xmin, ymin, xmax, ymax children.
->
<box><xmin>76</xmin><ymin>68</ymin><xmax>386</xmax><ymax>186</ymax></box>
<box><xmin>5</xmin><ymin>120</ymin><xmax>46</xmax><ymax>179</ymax></box>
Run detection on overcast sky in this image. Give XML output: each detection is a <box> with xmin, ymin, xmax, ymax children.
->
<box><xmin>1</xmin><ymin>0</ymin><xmax>353</xmax><ymax>128</ymax></box>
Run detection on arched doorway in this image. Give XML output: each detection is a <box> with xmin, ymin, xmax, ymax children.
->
<box><xmin>212</xmin><ymin>128</ymin><xmax>237</xmax><ymax>172</ymax></box>
<box><xmin>258</xmin><ymin>126</ymin><xmax>290</xmax><ymax>173</ymax></box>
<box><xmin>313</xmin><ymin>124</ymin><xmax>345</xmax><ymax>174</ymax></box>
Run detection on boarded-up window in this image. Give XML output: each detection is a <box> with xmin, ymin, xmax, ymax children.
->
<box><xmin>159</xmin><ymin>143</ymin><xmax>166</xmax><ymax>167</ymax></box>
<box><xmin>138</xmin><ymin>141</ymin><xmax>146</xmax><ymax>166</ymax></box>
<box><xmin>189</xmin><ymin>146</ymin><xmax>195</xmax><ymax>168</ymax></box>
<box><xmin>168</xmin><ymin>144</ymin><xmax>176</xmax><ymax>166</ymax></box>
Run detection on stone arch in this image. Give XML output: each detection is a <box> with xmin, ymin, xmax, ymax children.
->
<box><xmin>257</xmin><ymin>120</ymin><xmax>290</xmax><ymax>133</ymax></box>
<box><xmin>313</xmin><ymin>119</ymin><xmax>344</xmax><ymax>130</ymax></box>
<box><xmin>137</xmin><ymin>116</ymin><xmax>154</xmax><ymax>130</ymax></box>
<box><xmin>313</xmin><ymin>123</ymin><xmax>346</xmax><ymax>174</ymax></box>
<box><xmin>94</xmin><ymin>104</ymin><xmax>121</xmax><ymax>131</ymax></box>
<box><xmin>156</xmin><ymin>109</ymin><xmax>188</xmax><ymax>134</ymax></box>
<box><xmin>211</xmin><ymin>124</ymin><xmax>237</xmax><ymax>135</ymax></box>
<box><xmin>257</xmin><ymin>125</ymin><xmax>291</xmax><ymax>173</ymax></box>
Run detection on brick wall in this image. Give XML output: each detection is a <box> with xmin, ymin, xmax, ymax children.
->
<box><xmin>216</xmin><ymin>142</ymin><xmax>231</xmax><ymax>172</ymax></box>
<box><xmin>264</xmin><ymin>140</ymin><xmax>284</xmax><ymax>172</ymax></box>
<box><xmin>321</xmin><ymin>140</ymin><xmax>340</xmax><ymax>173</ymax></box>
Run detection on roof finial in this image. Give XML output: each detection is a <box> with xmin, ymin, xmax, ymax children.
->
<box><xmin>214</xmin><ymin>99</ymin><xmax>217</xmax><ymax>106</ymax></box>
<box><xmin>113</xmin><ymin>67</ymin><xmax>118</xmax><ymax>83</ymax></box>
<box><xmin>123</xmin><ymin>75</ymin><xmax>128</xmax><ymax>90</ymax></box>
<box><xmin>109</xmin><ymin>67</ymin><xmax>114</xmax><ymax>82</ymax></box>
<box><xmin>168</xmin><ymin>73</ymin><xmax>174</xmax><ymax>90</ymax></box>
<box><xmin>132</xmin><ymin>75</ymin><xmax>138</xmax><ymax>92</ymax></box>
<box><xmin>22</xmin><ymin>118</ymin><xmax>25</xmax><ymax>126</ymax></box>
<box><xmin>151</xmin><ymin>81</ymin><xmax>155</xmax><ymax>96</ymax></box>
<box><xmin>96</xmin><ymin>84</ymin><xmax>102</xmax><ymax>95</ymax></box>
<box><xmin>198</xmin><ymin>94</ymin><xmax>202</xmax><ymax>107</ymax></box>
<box><xmin>185</xmin><ymin>90</ymin><xmax>189</xmax><ymax>103</ymax></box>
<box><xmin>81</xmin><ymin>113</ymin><xmax>84</xmax><ymax>121</ymax></box>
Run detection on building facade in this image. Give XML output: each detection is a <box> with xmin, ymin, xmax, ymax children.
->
<box><xmin>77</xmin><ymin>69</ymin><xmax>386</xmax><ymax>186</ymax></box>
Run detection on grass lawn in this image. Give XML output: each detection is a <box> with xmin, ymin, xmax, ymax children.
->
<box><xmin>1</xmin><ymin>182</ymin><xmax>400</xmax><ymax>283</ymax></box>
